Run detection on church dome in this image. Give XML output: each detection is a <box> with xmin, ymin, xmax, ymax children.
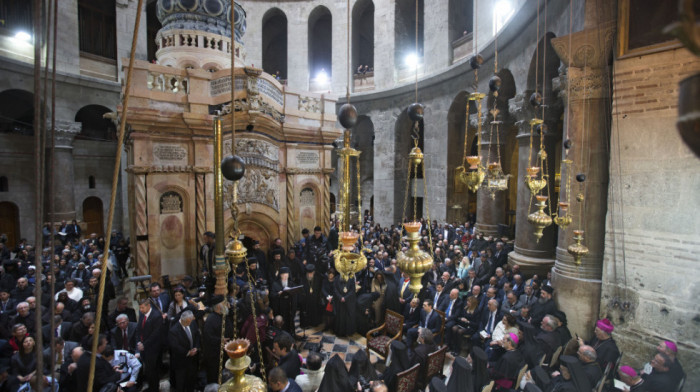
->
<box><xmin>157</xmin><ymin>0</ymin><xmax>246</xmax><ymax>43</ymax></box>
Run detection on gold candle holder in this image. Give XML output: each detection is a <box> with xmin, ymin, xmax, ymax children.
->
<box><xmin>567</xmin><ymin>230</ymin><xmax>589</xmax><ymax>266</ymax></box>
<box><xmin>527</xmin><ymin>195</ymin><xmax>552</xmax><ymax>242</ymax></box>
<box><xmin>219</xmin><ymin>339</ymin><xmax>266</xmax><ymax>392</ymax></box>
<box><xmin>397</xmin><ymin>221</ymin><xmax>433</xmax><ymax>295</ymax></box>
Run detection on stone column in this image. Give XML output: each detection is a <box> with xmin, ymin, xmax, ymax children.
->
<box><xmin>286</xmin><ymin>11</ymin><xmax>309</xmax><ymax>91</ymax></box>
<box><xmin>474</xmin><ymin>112</ymin><xmax>509</xmax><ymax>236</ymax></box>
<box><xmin>550</xmin><ymin>21</ymin><xmax>614</xmax><ymax>339</ymax></box>
<box><xmin>285</xmin><ymin>173</ymin><xmax>296</xmax><ymax>246</ymax></box>
<box><xmin>194</xmin><ymin>168</ymin><xmax>208</xmax><ymax>272</ymax></box>
<box><xmin>47</xmin><ymin>120</ymin><xmax>81</xmax><ymax>222</ymax></box>
<box><xmin>507</xmin><ymin>93</ymin><xmax>559</xmax><ymax>277</ymax></box>
<box><xmin>130</xmin><ymin>168</ymin><xmax>150</xmax><ymax>276</ymax></box>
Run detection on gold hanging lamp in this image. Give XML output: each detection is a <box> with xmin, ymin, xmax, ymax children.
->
<box><xmin>396</xmin><ymin>104</ymin><xmax>433</xmax><ymax>296</ymax></box>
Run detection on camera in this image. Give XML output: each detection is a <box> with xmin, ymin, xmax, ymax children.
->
<box><xmin>358</xmin><ymin>376</ymin><xmax>372</xmax><ymax>392</ymax></box>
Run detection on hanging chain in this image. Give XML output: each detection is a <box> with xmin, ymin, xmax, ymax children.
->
<box><xmin>217</xmin><ymin>302</ymin><xmax>227</xmax><ymax>385</ymax></box>
<box><xmin>412</xmin><ymin>143</ymin><xmax>419</xmax><ymax>222</ymax></box>
<box><xmin>476</xmin><ymin>99</ymin><xmax>483</xmax><ymax>160</ymax></box>
<box><xmin>422</xmin><ymin>157</ymin><xmax>433</xmax><ymax>256</ymax></box>
<box><xmin>463</xmin><ymin>100</ymin><xmax>470</xmax><ymax>166</ymax></box>
<box><xmin>244</xmin><ymin>260</ymin><xmax>267</xmax><ymax>384</ymax></box>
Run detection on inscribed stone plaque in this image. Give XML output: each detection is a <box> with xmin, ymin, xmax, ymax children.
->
<box><xmin>257</xmin><ymin>78</ymin><xmax>284</xmax><ymax>106</ymax></box>
<box><xmin>153</xmin><ymin>143</ymin><xmax>188</xmax><ymax>166</ymax></box>
<box><xmin>295</xmin><ymin>151</ymin><xmax>319</xmax><ymax>168</ymax></box>
<box><xmin>160</xmin><ymin>191</ymin><xmax>183</xmax><ymax>214</ymax></box>
<box><xmin>210</xmin><ymin>75</ymin><xmax>246</xmax><ymax>96</ymax></box>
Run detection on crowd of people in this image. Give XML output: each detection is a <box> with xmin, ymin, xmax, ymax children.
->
<box><xmin>0</xmin><ymin>213</ymin><xmax>687</xmax><ymax>392</ymax></box>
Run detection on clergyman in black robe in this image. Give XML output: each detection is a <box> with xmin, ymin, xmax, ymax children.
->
<box><xmin>300</xmin><ymin>264</ymin><xmax>323</xmax><ymax>328</ymax></box>
<box><xmin>356</xmin><ymin>292</ymin><xmax>379</xmax><ymax>336</ymax></box>
<box><xmin>382</xmin><ymin>341</ymin><xmax>411</xmax><ymax>392</ymax></box>
<box><xmin>270</xmin><ymin>267</ymin><xmax>298</xmax><ymax>336</ymax></box>
<box><xmin>333</xmin><ymin>276</ymin><xmax>357</xmax><ymax>337</ymax></box>
<box><xmin>318</xmin><ymin>354</ymin><xmax>355</xmax><ymax>392</ymax></box>
<box><xmin>446</xmin><ymin>356</ymin><xmax>474</xmax><ymax>392</ymax></box>
<box><xmin>382</xmin><ymin>269</ymin><xmax>402</xmax><ymax>314</ymax></box>
<box><xmin>488</xmin><ymin>332</ymin><xmax>525</xmax><ymax>390</ymax></box>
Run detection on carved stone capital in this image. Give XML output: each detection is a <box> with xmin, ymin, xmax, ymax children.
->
<box><xmin>567</xmin><ymin>67</ymin><xmax>608</xmax><ymax>100</ymax></box>
<box><xmin>551</xmin><ymin>21</ymin><xmax>615</xmax><ymax>69</ymax></box>
<box><xmin>48</xmin><ymin>120</ymin><xmax>81</xmax><ymax>149</ymax></box>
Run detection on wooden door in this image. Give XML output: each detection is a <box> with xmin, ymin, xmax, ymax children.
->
<box><xmin>0</xmin><ymin>202</ymin><xmax>20</xmax><ymax>249</ymax></box>
<box><xmin>82</xmin><ymin>197</ymin><xmax>104</xmax><ymax>237</ymax></box>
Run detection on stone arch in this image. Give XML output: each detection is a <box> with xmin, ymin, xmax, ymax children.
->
<box><xmin>487</xmin><ymin>68</ymin><xmax>517</xmax><ymax>113</ymax></box>
<box><xmin>448</xmin><ymin>0</ymin><xmax>473</xmax><ymax>44</ymax></box>
<box><xmin>0</xmin><ymin>89</ymin><xmax>35</xmax><ymax>135</ymax></box>
<box><xmin>0</xmin><ymin>201</ymin><xmax>20</xmax><ymax>249</ymax></box>
<box><xmin>152</xmin><ymin>183</ymin><xmax>193</xmax><ymax>277</ymax></box>
<box><xmin>394</xmin><ymin>0</ymin><xmax>424</xmax><ymax>66</ymax></box>
<box><xmin>352</xmin><ymin>0</ymin><xmax>374</xmax><ymax>71</ymax></box>
<box><xmin>236</xmin><ymin>212</ymin><xmax>280</xmax><ymax>253</ymax></box>
<box><xmin>298</xmin><ymin>180</ymin><xmax>322</xmax><ymax>233</ymax></box>
<box><xmin>75</xmin><ymin>104</ymin><xmax>116</xmax><ymax>141</ymax></box>
<box><xmin>526</xmin><ymin>32</ymin><xmax>560</xmax><ymax>94</ymax></box>
<box><xmin>262</xmin><ymin>8</ymin><xmax>288</xmax><ymax>80</ymax></box>
<box><xmin>308</xmin><ymin>6</ymin><xmax>332</xmax><ymax>81</ymax></box>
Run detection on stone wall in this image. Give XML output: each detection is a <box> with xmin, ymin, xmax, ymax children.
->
<box><xmin>602</xmin><ymin>47</ymin><xmax>700</xmax><ymax>385</ymax></box>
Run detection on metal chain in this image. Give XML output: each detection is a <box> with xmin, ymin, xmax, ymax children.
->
<box><xmin>413</xmin><ymin>146</ymin><xmax>418</xmax><ymax>222</ymax></box>
<box><xmin>217</xmin><ymin>301</ymin><xmax>227</xmax><ymax>385</ymax></box>
<box><xmin>422</xmin><ymin>157</ymin><xmax>433</xmax><ymax>256</ymax></box>
<box><xmin>356</xmin><ymin>155</ymin><xmax>365</xmax><ymax>249</ymax></box>
<box><xmin>463</xmin><ymin>100</ymin><xmax>471</xmax><ymax>166</ymax></box>
<box><xmin>476</xmin><ymin>99</ymin><xmax>483</xmax><ymax>160</ymax></box>
<box><xmin>244</xmin><ymin>260</ymin><xmax>267</xmax><ymax>383</ymax></box>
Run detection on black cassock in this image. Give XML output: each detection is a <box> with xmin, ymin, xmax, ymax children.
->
<box><xmin>589</xmin><ymin>337</ymin><xmax>620</xmax><ymax>371</ymax></box>
<box><xmin>270</xmin><ymin>279</ymin><xmax>298</xmax><ymax>335</ymax></box>
<box><xmin>333</xmin><ymin>276</ymin><xmax>357</xmax><ymax>337</ymax></box>
<box><xmin>202</xmin><ymin>311</ymin><xmax>233</xmax><ymax>383</ymax></box>
<box><xmin>489</xmin><ymin>348</ymin><xmax>525</xmax><ymax>388</ymax></box>
<box><xmin>300</xmin><ymin>273</ymin><xmax>323</xmax><ymax>328</ymax></box>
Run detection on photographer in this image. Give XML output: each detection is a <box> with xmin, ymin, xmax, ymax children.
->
<box><xmin>106</xmin><ymin>347</ymin><xmax>141</xmax><ymax>392</ymax></box>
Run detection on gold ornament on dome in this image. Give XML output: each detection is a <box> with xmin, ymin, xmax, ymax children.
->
<box><xmin>527</xmin><ymin>195</ymin><xmax>552</xmax><ymax>242</ymax></box>
<box><xmin>396</xmin><ymin>222</ymin><xmax>433</xmax><ymax>295</ymax></box>
<box><xmin>567</xmin><ymin>230</ymin><xmax>589</xmax><ymax>266</ymax></box>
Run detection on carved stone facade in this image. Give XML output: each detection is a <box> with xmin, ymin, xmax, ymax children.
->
<box><xmin>121</xmin><ymin>5</ymin><xmax>339</xmax><ymax>280</ymax></box>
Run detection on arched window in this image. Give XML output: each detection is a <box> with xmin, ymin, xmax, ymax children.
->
<box><xmin>88</xmin><ymin>176</ymin><xmax>96</xmax><ymax>189</ymax></box>
<box><xmin>75</xmin><ymin>105</ymin><xmax>117</xmax><ymax>141</ymax></box>
<box><xmin>308</xmin><ymin>6</ymin><xmax>332</xmax><ymax>86</ymax></box>
<box><xmin>394</xmin><ymin>0</ymin><xmax>424</xmax><ymax>68</ymax></box>
<box><xmin>0</xmin><ymin>176</ymin><xmax>8</xmax><ymax>192</ymax></box>
<box><xmin>352</xmin><ymin>0</ymin><xmax>374</xmax><ymax>72</ymax></box>
<box><xmin>78</xmin><ymin>0</ymin><xmax>117</xmax><ymax>59</ymax></box>
<box><xmin>262</xmin><ymin>8</ymin><xmax>288</xmax><ymax>81</ymax></box>
<box><xmin>0</xmin><ymin>1</ymin><xmax>33</xmax><ymax>34</ymax></box>
<box><xmin>0</xmin><ymin>89</ymin><xmax>34</xmax><ymax>135</ymax></box>
<box><xmin>448</xmin><ymin>0</ymin><xmax>473</xmax><ymax>44</ymax></box>
<box><xmin>146</xmin><ymin>1</ymin><xmax>163</xmax><ymax>62</ymax></box>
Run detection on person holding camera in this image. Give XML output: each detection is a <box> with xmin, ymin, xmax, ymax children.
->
<box><xmin>105</xmin><ymin>346</ymin><xmax>141</xmax><ymax>392</ymax></box>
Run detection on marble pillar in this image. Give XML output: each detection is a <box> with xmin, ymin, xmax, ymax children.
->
<box><xmin>507</xmin><ymin>93</ymin><xmax>560</xmax><ymax>277</ymax></box>
<box><xmin>47</xmin><ymin>120</ymin><xmax>81</xmax><ymax>222</ymax></box>
<box><xmin>550</xmin><ymin>21</ymin><xmax>614</xmax><ymax>340</ymax></box>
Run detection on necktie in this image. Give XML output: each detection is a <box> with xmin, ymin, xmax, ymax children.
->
<box><xmin>123</xmin><ymin>330</ymin><xmax>129</xmax><ymax>350</ymax></box>
<box><xmin>434</xmin><ymin>293</ymin><xmax>439</xmax><ymax>308</ymax></box>
<box><xmin>185</xmin><ymin>325</ymin><xmax>193</xmax><ymax>349</ymax></box>
<box><xmin>410</xmin><ymin>308</ymin><xmax>414</xmax><ymax>314</ymax></box>
<box><xmin>141</xmin><ymin>315</ymin><xmax>147</xmax><ymax>341</ymax></box>
<box><xmin>57</xmin><ymin>350</ymin><xmax>63</xmax><ymax>367</ymax></box>
<box><xmin>486</xmin><ymin>312</ymin><xmax>494</xmax><ymax>334</ymax></box>
<box><xmin>423</xmin><ymin>312</ymin><xmax>431</xmax><ymax>328</ymax></box>
<box><xmin>447</xmin><ymin>300</ymin><xmax>453</xmax><ymax>317</ymax></box>
<box><xmin>55</xmin><ymin>327</ymin><xmax>60</xmax><ymax>337</ymax></box>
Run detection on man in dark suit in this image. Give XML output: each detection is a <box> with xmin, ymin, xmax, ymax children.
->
<box><xmin>0</xmin><ymin>289</ymin><xmax>16</xmax><ymax>317</ymax></box>
<box><xmin>268</xmin><ymin>366</ymin><xmax>303</xmax><ymax>392</ymax></box>
<box><xmin>59</xmin><ymin>346</ymin><xmax>84</xmax><ymax>392</ymax></box>
<box><xmin>439</xmin><ymin>289</ymin><xmax>462</xmax><ymax>334</ymax></box>
<box><xmin>427</xmin><ymin>281</ymin><xmax>448</xmax><ymax>310</ymax></box>
<box><xmin>464</xmin><ymin>269</ymin><xmax>478</xmax><ymax>293</ymax></box>
<box><xmin>511</xmin><ymin>274</ymin><xmax>525</xmax><ymax>298</ymax></box>
<box><xmin>272</xmin><ymin>332</ymin><xmax>301</xmax><ymax>380</ymax></box>
<box><xmin>397</xmin><ymin>271</ymin><xmax>414</xmax><ymax>314</ymax></box>
<box><xmin>42</xmin><ymin>337</ymin><xmax>78</xmax><ymax>374</ymax></box>
<box><xmin>111</xmin><ymin>314</ymin><xmax>137</xmax><ymax>352</ymax></box>
<box><xmin>169</xmin><ymin>310</ymin><xmax>200</xmax><ymax>392</ymax></box>
<box><xmin>472</xmin><ymin>299</ymin><xmax>502</xmax><ymax>348</ymax></box>
<box><xmin>42</xmin><ymin>315</ymin><xmax>72</xmax><ymax>345</ymax></box>
<box><xmin>148</xmin><ymin>282</ymin><xmax>170</xmax><ymax>317</ymax></box>
<box><xmin>135</xmin><ymin>298</ymin><xmax>163</xmax><ymax>392</ymax></box>
<box><xmin>403</xmin><ymin>297</ymin><xmax>421</xmax><ymax>333</ymax></box>
<box><xmin>75</xmin><ymin>334</ymin><xmax>121</xmax><ymax>391</ymax></box>
<box><xmin>406</xmin><ymin>300</ymin><xmax>441</xmax><ymax>346</ymax></box>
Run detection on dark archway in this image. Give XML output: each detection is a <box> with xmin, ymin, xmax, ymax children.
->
<box><xmin>0</xmin><ymin>89</ymin><xmax>35</xmax><ymax>135</ymax></box>
<box><xmin>352</xmin><ymin>0</ymin><xmax>374</xmax><ymax>71</ymax></box>
<box><xmin>394</xmin><ymin>0</ymin><xmax>424</xmax><ymax>67</ymax></box>
<box><xmin>82</xmin><ymin>196</ymin><xmax>104</xmax><ymax>236</ymax></box>
<box><xmin>146</xmin><ymin>1</ymin><xmax>162</xmax><ymax>62</ymax></box>
<box><xmin>75</xmin><ymin>105</ymin><xmax>116</xmax><ymax>141</ymax></box>
<box><xmin>526</xmin><ymin>32</ymin><xmax>561</xmax><ymax>95</ymax></box>
<box><xmin>262</xmin><ymin>8</ymin><xmax>288</xmax><ymax>80</ymax></box>
<box><xmin>353</xmin><ymin>115</ymin><xmax>375</xmax><ymax>216</ymax></box>
<box><xmin>0</xmin><ymin>202</ymin><xmax>20</xmax><ymax>249</ymax></box>
<box><xmin>308</xmin><ymin>6</ymin><xmax>332</xmax><ymax>81</ymax></box>
<box><xmin>448</xmin><ymin>0</ymin><xmax>473</xmax><ymax>44</ymax></box>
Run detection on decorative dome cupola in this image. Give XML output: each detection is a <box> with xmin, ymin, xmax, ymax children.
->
<box><xmin>154</xmin><ymin>0</ymin><xmax>247</xmax><ymax>70</ymax></box>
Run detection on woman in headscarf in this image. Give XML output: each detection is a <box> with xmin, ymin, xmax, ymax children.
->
<box><xmin>446</xmin><ymin>356</ymin><xmax>474</xmax><ymax>392</ymax></box>
<box><xmin>471</xmin><ymin>346</ymin><xmax>490</xmax><ymax>392</ymax></box>
<box><xmin>382</xmin><ymin>340</ymin><xmax>411</xmax><ymax>391</ymax></box>
<box><xmin>318</xmin><ymin>354</ymin><xmax>356</xmax><ymax>392</ymax></box>
<box><xmin>349</xmin><ymin>349</ymin><xmax>379</xmax><ymax>388</ymax></box>
<box><xmin>370</xmin><ymin>272</ymin><xmax>387</xmax><ymax>325</ymax></box>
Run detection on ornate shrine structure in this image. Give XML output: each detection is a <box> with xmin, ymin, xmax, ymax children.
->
<box><xmin>120</xmin><ymin>0</ymin><xmax>339</xmax><ymax>280</ymax></box>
